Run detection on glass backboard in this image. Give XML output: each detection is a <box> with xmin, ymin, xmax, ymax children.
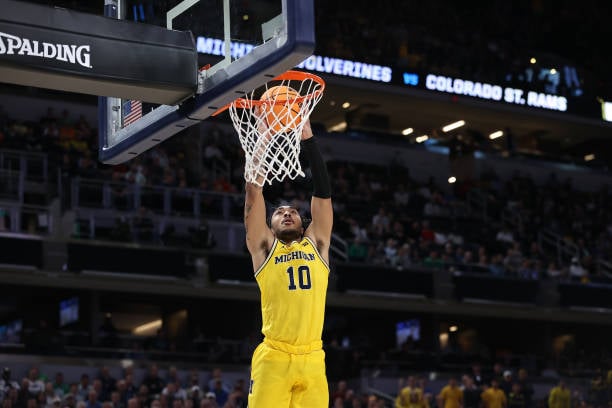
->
<box><xmin>99</xmin><ymin>0</ymin><xmax>314</xmax><ymax>165</ymax></box>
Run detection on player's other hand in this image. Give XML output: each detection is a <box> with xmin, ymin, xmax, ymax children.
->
<box><xmin>254</xmin><ymin>106</ymin><xmax>273</xmax><ymax>142</ymax></box>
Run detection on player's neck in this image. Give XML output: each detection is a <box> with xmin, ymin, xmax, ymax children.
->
<box><xmin>278</xmin><ymin>237</ymin><xmax>302</xmax><ymax>245</ymax></box>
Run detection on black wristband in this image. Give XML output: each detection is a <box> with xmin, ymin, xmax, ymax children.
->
<box><xmin>301</xmin><ymin>138</ymin><xmax>331</xmax><ymax>199</ymax></box>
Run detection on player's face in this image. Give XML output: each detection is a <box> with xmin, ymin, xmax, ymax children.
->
<box><xmin>271</xmin><ymin>206</ymin><xmax>303</xmax><ymax>242</ymax></box>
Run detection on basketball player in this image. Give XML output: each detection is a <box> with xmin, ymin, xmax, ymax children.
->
<box><xmin>244</xmin><ymin>118</ymin><xmax>333</xmax><ymax>407</ymax></box>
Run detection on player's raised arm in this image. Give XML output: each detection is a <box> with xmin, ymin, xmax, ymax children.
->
<box><xmin>301</xmin><ymin>119</ymin><xmax>333</xmax><ymax>263</ymax></box>
<box><xmin>244</xmin><ymin>181</ymin><xmax>273</xmax><ymax>258</ymax></box>
<box><xmin>244</xmin><ymin>107</ymin><xmax>274</xmax><ymax>270</ymax></box>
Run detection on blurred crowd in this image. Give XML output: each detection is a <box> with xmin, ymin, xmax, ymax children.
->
<box><xmin>1</xmin><ymin>361</ymin><xmax>610</xmax><ymax>408</ymax></box>
<box><xmin>330</xmin><ymin>161</ymin><xmax>612</xmax><ymax>284</ymax></box>
<box><xmin>1</xmin><ymin>104</ymin><xmax>611</xmax><ymax>284</ymax></box>
<box><xmin>0</xmin><ymin>364</ymin><xmax>246</xmax><ymax>408</ymax></box>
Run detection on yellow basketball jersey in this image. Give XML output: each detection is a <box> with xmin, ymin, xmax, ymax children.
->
<box><xmin>255</xmin><ymin>237</ymin><xmax>329</xmax><ymax>347</ymax></box>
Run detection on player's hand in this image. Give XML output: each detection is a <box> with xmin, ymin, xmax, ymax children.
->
<box><xmin>301</xmin><ymin>118</ymin><xmax>313</xmax><ymax>141</ymax></box>
<box><xmin>254</xmin><ymin>106</ymin><xmax>273</xmax><ymax>142</ymax></box>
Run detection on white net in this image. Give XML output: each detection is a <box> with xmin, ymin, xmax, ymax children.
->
<box><xmin>227</xmin><ymin>71</ymin><xmax>325</xmax><ymax>187</ymax></box>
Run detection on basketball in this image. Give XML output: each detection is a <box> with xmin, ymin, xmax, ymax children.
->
<box><xmin>259</xmin><ymin>85</ymin><xmax>302</xmax><ymax>133</ymax></box>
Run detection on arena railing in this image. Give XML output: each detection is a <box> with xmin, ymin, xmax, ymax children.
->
<box><xmin>0</xmin><ymin>149</ymin><xmax>48</xmax><ymax>184</ymax></box>
<box><xmin>69</xmin><ymin>177</ymin><xmax>243</xmax><ymax>221</ymax></box>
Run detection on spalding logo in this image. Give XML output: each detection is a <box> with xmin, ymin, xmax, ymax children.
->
<box><xmin>0</xmin><ymin>31</ymin><xmax>92</xmax><ymax>68</ymax></box>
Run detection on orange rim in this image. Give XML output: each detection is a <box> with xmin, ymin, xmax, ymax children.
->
<box><xmin>211</xmin><ymin>70</ymin><xmax>325</xmax><ymax>116</ymax></box>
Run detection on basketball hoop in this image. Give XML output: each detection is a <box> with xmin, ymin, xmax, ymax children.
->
<box><xmin>213</xmin><ymin>70</ymin><xmax>325</xmax><ymax>187</ymax></box>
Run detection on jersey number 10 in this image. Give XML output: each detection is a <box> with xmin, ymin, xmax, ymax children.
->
<box><xmin>286</xmin><ymin>265</ymin><xmax>312</xmax><ymax>290</ymax></box>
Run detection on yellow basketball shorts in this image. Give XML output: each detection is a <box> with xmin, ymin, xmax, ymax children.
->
<box><xmin>247</xmin><ymin>341</ymin><xmax>329</xmax><ymax>408</ymax></box>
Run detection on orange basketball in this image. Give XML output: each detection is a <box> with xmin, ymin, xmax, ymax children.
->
<box><xmin>259</xmin><ymin>85</ymin><xmax>301</xmax><ymax>133</ymax></box>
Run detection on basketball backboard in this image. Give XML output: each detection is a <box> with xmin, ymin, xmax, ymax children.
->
<box><xmin>99</xmin><ymin>0</ymin><xmax>315</xmax><ymax>165</ymax></box>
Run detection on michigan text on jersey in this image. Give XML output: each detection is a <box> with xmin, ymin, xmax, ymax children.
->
<box><xmin>274</xmin><ymin>251</ymin><xmax>316</xmax><ymax>264</ymax></box>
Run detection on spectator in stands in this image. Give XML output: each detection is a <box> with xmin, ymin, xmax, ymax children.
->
<box><xmin>187</xmin><ymin>386</ymin><xmax>201</xmax><ymax>408</ymax></box>
<box><xmin>506</xmin><ymin>383</ymin><xmax>525</xmax><ymax>408</ymax></box>
<box><xmin>401</xmin><ymin>389</ymin><xmax>427</xmax><ymax>408</ymax></box>
<box><xmin>490</xmin><ymin>364</ymin><xmax>505</xmax><ymax>386</ymax></box>
<box><xmin>469</xmin><ymin>363</ymin><xmax>485</xmax><ymax>388</ymax></box>
<box><xmin>141</xmin><ymin>365</ymin><xmax>164</xmax><ymax>397</ymax></box>
<box><xmin>76</xmin><ymin>375</ymin><xmax>91</xmax><ymax>402</ymax></box>
<box><xmin>331</xmin><ymin>380</ymin><xmax>348</xmax><ymax>404</ymax></box>
<box><xmin>109</xmin><ymin>392</ymin><xmax>122</xmax><ymax>408</ymax></box>
<box><xmin>420</xmin><ymin>221</ymin><xmax>435</xmax><ymax>243</ymax></box>
<box><xmin>477</xmin><ymin>248</ymin><xmax>489</xmax><ymax>269</ymax></box>
<box><xmin>461</xmin><ymin>375</ymin><xmax>480</xmax><ymax>408</ymax></box>
<box><xmin>98</xmin><ymin>367</ymin><xmax>116</xmax><ymax>402</ymax></box>
<box><xmin>371</xmin><ymin>207</ymin><xmax>390</xmax><ymax>237</ymax></box>
<box><xmin>123</xmin><ymin>163</ymin><xmax>147</xmax><ymax>187</ymax></box>
<box><xmin>503</xmin><ymin>243</ymin><xmax>524</xmax><ymax>275</ymax></box>
<box><xmin>85</xmin><ymin>390</ymin><xmax>101</xmax><ymax>408</ymax></box>
<box><xmin>122</xmin><ymin>375</ymin><xmax>137</xmax><ymax>402</ymax></box>
<box><xmin>92</xmin><ymin>380</ymin><xmax>105</xmax><ymax>403</ymax></box>
<box><xmin>161</xmin><ymin>382</ymin><xmax>186</xmax><ymax>407</ymax></box>
<box><xmin>34</xmin><ymin>389</ymin><xmax>46</xmax><ymax>407</ymax></box>
<box><xmin>417</xmin><ymin>376</ymin><xmax>433</xmax><ymax>408</ymax></box>
<box><xmin>17</xmin><ymin>379</ymin><xmax>31</xmax><ymax>408</ymax></box>
<box><xmin>185</xmin><ymin>371</ymin><xmax>200</xmax><ymax>392</ymax></box>
<box><xmin>587</xmin><ymin>369</ymin><xmax>608</xmax><ymax>408</ymax></box>
<box><xmin>517</xmin><ymin>260</ymin><xmax>539</xmax><ymax>280</ymax></box>
<box><xmin>436</xmin><ymin>377</ymin><xmax>463</xmax><ymax>408</ymax></box>
<box><xmin>547</xmin><ymin>380</ymin><xmax>571</xmax><ymax>408</ymax></box>
<box><xmin>515</xmin><ymin>369</ymin><xmax>533</xmax><ymax>408</ymax></box>
<box><xmin>348</xmin><ymin>236</ymin><xmax>369</xmax><ymax>262</ymax></box>
<box><xmin>396</xmin><ymin>243</ymin><xmax>413</xmax><ymax>270</ymax></box>
<box><xmin>397</xmin><ymin>376</ymin><xmax>422</xmax><ymax>408</ymax></box>
<box><xmin>67</xmin><ymin>383</ymin><xmax>79</xmax><ymax>398</ymax></box>
<box><xmin>126</xmin><ymin>398</ymin><xmax>139</xmax><ymax>408</ymax></box>
<box><xmin>393</xmin><ymin>184</ymin><xmax>410</xmax><ymax>207</ymax></box>
<box><xmin>52</xmin><ymin>373</ymin><xmax>69</xmax><ymax>399</ymax></box>
<box><xmin>568</xmin><ymin>257</ymin><xmax>588</xmax><ymax>282</ymax></box>
<box><xmin>489</xmin><ymin>254</ymin><xmax>505</xmax><ymax>276</ymax></box>
<box><xmin>423</xmin><ymin>250</ymin><xmax>445</xmax><ymax>269</ymax></box>
<box><xmin>347</xmin><ymin>217</ymin><xmax>368</xmax><ymax>242</ymax></box>
<box><xmin>206</xmin><ymin>369</ymin><xmax>230</xmax><ymax>396</ymax></box>
<box><xmin>44</xmin><ymin>382</ymin><xmax>59</xmax><ymax>406</ymax></box>
<box><xmin>332</xmin><ymin>396</ymin><xmax>343</xmax><ymax>408</ymax></box>
<box><xmin>24</xmin><ymin>368</ymin><xmax>46</xmax><ymax>400</ymax></box>
<box><xmin>199</xmin><ymin>392</ymin><xmax>217</xmax><ymax>408</ymax></box>
<box><xmin>209</xmin><ymin>381</ymin><xmax>228</xmax><ymax>408</ymax></box>
<box><xmin>114</xmin><ymin>381</ymin><xmax>127</xmax><ymax>407</ymax></box>
<box><xmin>481</xmin><ymin>379</ymin><xmax>506</xmax><ymax>408</ymax></box>
<box><xmin>64</xmin><ymin>392</ymin><xmax>77</xmax><ymax>408</ymax></box>
<box><xmin>0</xmin><ymin>368</ymin><xmax>20</xmax><ymax>403</ymax></box>
<box><xmin>226</xmin><ymin>380</ymin><xmax>246</xmax><ymax>408</ymax></box>
<box><xmin>383</xmin><ymin>238</ymin><xmax>400</xmax><ymax>266</ymax></box>
<box><xmin>137</xmin><ymin>385</ymin><xmax>152</xmax><ymax>408</ymax></box>
<box><xmin>500</xmin><ymin>371</ymin><xmax>513</xmax><ymax>396</ymax></box>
